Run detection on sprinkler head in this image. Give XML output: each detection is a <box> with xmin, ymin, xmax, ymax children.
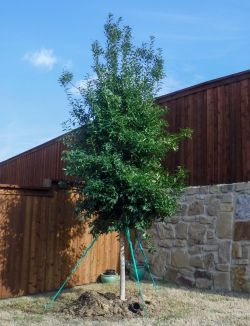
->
<box><xmin>129</xmin><ymin>302</ymin><xmax>142</xmax><ymax>313</ymax></box>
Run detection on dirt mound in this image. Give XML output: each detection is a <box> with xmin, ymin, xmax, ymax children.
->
<box><xmin>62</xmin><ymin>291</ymin><xmax>160</xmax><ymax>320</ymax></box>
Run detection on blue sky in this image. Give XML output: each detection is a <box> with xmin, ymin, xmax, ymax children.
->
<box><xmin>0</xmin><ymin>0</ymin><xmax>249</xmax><ymax>161</ymax></box>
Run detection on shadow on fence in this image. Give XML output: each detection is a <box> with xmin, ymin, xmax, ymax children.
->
<box><xmin>0</xmin><ymin>186</ymin><xmax>90</xmax><ymax>298</ymax></box>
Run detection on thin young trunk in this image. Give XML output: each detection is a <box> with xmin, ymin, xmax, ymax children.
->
<box><xmin>120</xmin><ymin>232</ymin><xmax>126</xmax><ymax>301</ymax></box>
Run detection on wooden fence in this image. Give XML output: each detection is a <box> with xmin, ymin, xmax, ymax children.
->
<box><xmin>0</xmin><ymin>185</ymin><xmax>121</xmax><ymax>299</ymax></box>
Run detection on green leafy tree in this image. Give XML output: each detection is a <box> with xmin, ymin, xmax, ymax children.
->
<box><xmin>59</xmin><ymin>14</ymin><xmax>191</xmax><ymax>300</ymax></box>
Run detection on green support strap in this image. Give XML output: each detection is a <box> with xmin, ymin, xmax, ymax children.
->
<box><xmin>44</xmin><ymin>235</ymin><xmax>98</xmax><ymax>310</ymax></box>
<box><xmin>136</xmin><ymin>233</ymin><xmax>158</xmax><ymax>290</ymax></box>
<box><xmin>125</xmin><ymin>227</ymin><xmax>147</xmax><ymax>317</ymax></box>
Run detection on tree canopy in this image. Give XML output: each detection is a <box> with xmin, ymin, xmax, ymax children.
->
<box><xmin>59</xmin><ymin>14</ymin><xmax>191</xmax><ymax>237</ymax></box>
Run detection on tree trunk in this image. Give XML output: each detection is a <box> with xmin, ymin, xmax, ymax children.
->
<box><xmin>120</xmin><ymin>232</ymin><xmax>126</xmax><ymax>301</ymax></box>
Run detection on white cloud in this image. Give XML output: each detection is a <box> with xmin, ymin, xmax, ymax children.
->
<box><xmin>24</xmin><ymin>48</ymin><xmax>58</xmax><ymax>70</ymax></box>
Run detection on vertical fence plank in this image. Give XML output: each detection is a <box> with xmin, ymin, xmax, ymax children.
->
<box><xmin>28</xmin><ymin>196</ymin><xmax>38</xmax><ymax>294</ymax></box>
<box><xmin>20</xmin><ymin>196</ymin><xmax>32</xmax><ymax>294</ymax></box>
<box><xmin>206</xmin><ymin>88</ymin><xmax>215</xmax><ymax>185</ymax></box>
<box><xmin>13</xmin><ymin>196</ymin><xmax>24</xmax><ymax>295</ymax></box>
<box><xmin>240</xmin><ymin>79</ymin><xmax>250</xmax><ymax>180</ymax></box>
<box><xmin>217</xmin><ymin>86</ymin><xmax>225</xmax><ymax>183</ymax></box>
<box><xmin>0</xmin><ymin>194</ymin><xmax>8</xmax><ymax>298</ymax></box>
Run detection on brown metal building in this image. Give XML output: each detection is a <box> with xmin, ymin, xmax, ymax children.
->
<box><xmin>0</xmin><ymin>69</ymin><xmax>250</xmax><ymax>187</ymax></box>
<box><xmin>0</xmin><ymin>135</ymin><xmax>66</xmax><ymax>187</ymax></box>
<box><xmin>0</xmin><ymin>70</ymin><xmax>250</xmax><ymax>299</ymax></box>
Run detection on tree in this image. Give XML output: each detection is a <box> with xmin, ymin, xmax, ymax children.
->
<box><xmin>59</xmin><ymin>14</ymin><xmax>191</xmax><ymax>300</ymax></box>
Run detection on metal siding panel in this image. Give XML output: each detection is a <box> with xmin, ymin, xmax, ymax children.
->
<box><xmin>0</xmin><ymin>74</ymin><xmax>250</xmax><ymax>187</ymax></box>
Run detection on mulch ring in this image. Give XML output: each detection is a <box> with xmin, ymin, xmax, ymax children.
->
<box><xmin>61</xmin><ymin>291</ymin><xmax>161</xmax><ymax>320</ymax></box>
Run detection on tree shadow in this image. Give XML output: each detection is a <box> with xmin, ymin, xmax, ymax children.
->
<box><xmin>0</xmin><ymin>185</ymin><xmax>110</xmax><ymax>299</ymax></box>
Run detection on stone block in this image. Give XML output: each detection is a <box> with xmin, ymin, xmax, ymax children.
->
<box><xmin>235</xmin><ymin>195</ymin><xmax>250</xmax><ymax>220</ymax></box>
<box><xmin>176</xmin><ymin>222</ymin><xmax>188</xmax><ymax>239</ymax></box>
<box><xmin>158</xmin><ymin>239</ymin><xmax>173</xmax><ymax>248</ymax></box>
<box><xmin>231</xmin><ymin>266</ymin><xmax>248</xmax><ymax>292</ymax></box>
<box><xmin>189</xmin><ymin>255</ymin><xmax>204</xmax><ymax>268</ymax></box>
<box><xmin>156</xmin><ymin>223</ymin><xmax>175</xmax><ymax>239</ymax></box>
<box><xmin>188</xmin><ymin>201</ymin><xmax>204</xmax><ymax>216</ymax></box>
<box><xmin>216</xmin><ymin>264</ymin><xmax>230</xmax><ymax>272</ymax></box>
<box><xmin>207</xmin><ymin>238</ymin><xmax>219</xmax><ymax>245</ymax></box>
<box><xmin>170</xmin><ymin>216</ymin><xmax>180</xmax><ymax>224</ymax></box>
<box><xmin>188</xmin><ymin>224</ymin><xmax>207</xmax><ymax>244</ymax></box>
<box><xmin>221</xmin><ymin>194</ymin><xmax>233</xmax><ymax>203</ymax></box>
<box><xmin>151</xmin><ymin>249</ymin><xmax>170</xmax><ymax>277</ymax></box>
<box><xmin>218</xmin><ymin>240</ymin><xmax>231</xmax><ymax>264</ymax></box>
<box><xmin>183</xmin><ymin>216</ymin><xmax>196</xmax><ymax>222</ymax></box>
<box><xmin>188</xmin><ymin>246</ymin><xmax>203</xmax><ymax>255</ymax></box>
<box><xmin>195</xmin><ymin>194</ymin><xmax>206</xmax><ymax>200</ymax></box>
<box><xmin>219</xmin><ymin>203</ymin><xmax>234</xmax><ymax>212</ymax></box>
<box><xmin>242</xmin><ymin>245</ymin><xmax>250</xmax><ymax>259</ymax></box>
<box><xmin>186</xmin><ymin>267</ymin><xmax>196</xmax><ymax>274</ymax></box>
<box><xmin>199</xmin><ymin>215</ymin><xmax>215</xmax><ymax>224</ymax></box>
<box><xmin>156</xmin><ymin>222</ymin><xmax>166</xmax><ymax>240</ymax></box>
<box><xmin>236</xmin><ymin>259</ymin><xmax>249</xmax><ymax>265</ymax></box>
<box><xmin>204</xmin><ymin>253</ymin><xmax>215</xmax><ymax>270</ymax></box>
<box><xmin>232</xmin><ymin>242</ymin><xmax>242</xmax><ymax>258</ymax></box>
<box><xmin>196</xmin><ymin>278</ymin><xmax>212</xmax><ymax>289</ymax></box>
<box><xmin>234</xmin><ymin>221</ymin><xmax>250</xmax><ymax>241</ymax></box>
<box><xmin>220</xmin><ymin>184</ymin><xmax>234</xmax><ymax>193</ymax></box>
<box><xmin>204</xmin><ymin>194</ymin><xmax>215</xmax><ymax>205</ymax></box>
<box><xmin>171</xmin><ymin>249</ymin><xmax>189</xmax><ymax>268</ymax></box>
<box><xmin>148</xmin><ymin>225</ymin><xmax>158</xmax><ymax>237</ymax></box>
<box><xmin>164</xmin><ymin>267</ymin><xmax>178</xmax><ymax>282</ymax></box>
<box><xmin>194</xmin><ymin>270</ymin><xmax>212</xmax><ymax>280</ymax></box>
<box><xmin>213</xmin><ymin>272</ymin><xmax>231</xmax><ymax>291</ymax></box>
<box><xmin>175</xmin><ymin>203</ymin><xmax>188</xmax><ymax>216</ymax></box>
<box><xmin>216</xmin><ymin>212</ymin><xmax>233</xmax><ymax>239</ymax></box>
<box><xmin>180</xmin><ymin>269</ymin><xmax>194</xmax><ymax>279</ymax></box>
<box><xmin>203</xmin><ymin>244</ymin><xmax>218</xmax><ymax>252</ymax></box>
<box><xmin>176</xmin><ymin>275</ymin><xmax>195</xmax><ymax>287</ymax></box>
<box><xmin>174</xmin><ymin>239</ymin><xmax>187</xmax><ymax>247</ymax></box>
<box><xmin>186</xmin><ymin>187</ymin><xmax>199</xmax><ymax>195</ymax></box>
<box><xmin>235</xmin><ymin>183</ymin><xmax>250</xmax><ymax>192</ymax></box>
<box><xmin>209</xmin><ymin>185</ymin><xmax>220</xmax><ymax>194</ymax></box>
<box><xmin>207</xmin><ymin>230</ymin><xmax>216</xmax><ymax>240</ymax></box>
<box><xmin>165</xmin><ymin>224</ymin><xmax>175</xmax><ymax>239</ymax></box>
<box><xmin>199</xmin><ymin>186</ymin><xmax>209</xmax><ymax>194</ymax></box>
<box><xmin>207</xmin><ymin>198</ymin><xmax>220</xmax><ymax>216</ymax></box>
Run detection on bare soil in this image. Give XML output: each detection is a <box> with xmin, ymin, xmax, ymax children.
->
<box><xmin>62</xmin><ymin>290</ymin><xmax>160</xmax><ymax>320</ymax></box>
<box><xmin>1</xmin><ymin>281</ymin><xmax>250</xmax><ymax>325</ymax></box>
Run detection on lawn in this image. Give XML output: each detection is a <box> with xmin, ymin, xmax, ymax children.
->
<box><xmin>0</xmin><ymin>280</ymin><xmax>250</xmax><ymax>325</ymax></box>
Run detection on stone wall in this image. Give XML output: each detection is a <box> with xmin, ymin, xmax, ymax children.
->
<box><xmin>135</xmin><ymin>182</ymin><xmax>250</xmax><ymax>292</ymax></box>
